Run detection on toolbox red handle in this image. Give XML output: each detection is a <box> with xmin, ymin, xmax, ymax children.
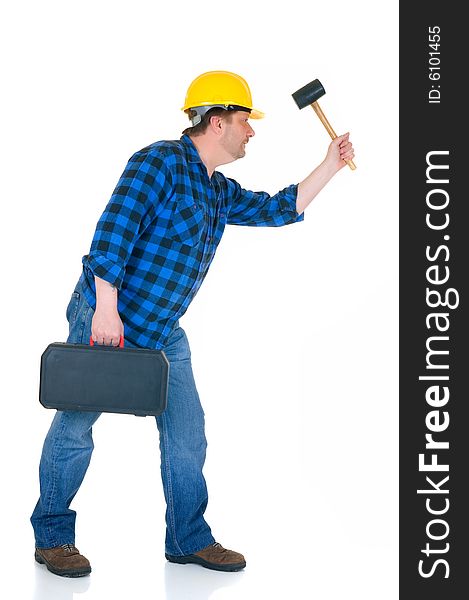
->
<box><xmin>89</xmin><ymin>335</ymin><xmax>124</xmax><ymax>348</ymax></box>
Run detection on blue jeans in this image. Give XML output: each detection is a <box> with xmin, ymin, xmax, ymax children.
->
<box><xmin>31</xmin><ymin>284</ymin><xmax>215</xmax><ymax>556</ymax></box>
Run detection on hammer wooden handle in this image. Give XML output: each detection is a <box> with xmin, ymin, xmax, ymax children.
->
<box><xmin>311</xmin><ymin>101</ymin><xmax>356</xmax><ymax>170</ymax></box>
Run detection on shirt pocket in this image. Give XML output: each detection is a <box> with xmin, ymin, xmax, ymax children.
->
<box><xmin>169</xmin><ymin>197</ymin><xmax>205</xmax><ymax>246</ymax></box>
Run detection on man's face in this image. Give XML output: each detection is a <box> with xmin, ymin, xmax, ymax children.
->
<box><xmin>220</xmin><ymin>111</ymin><xmax>255</xmax><ymax>160</ymax></box>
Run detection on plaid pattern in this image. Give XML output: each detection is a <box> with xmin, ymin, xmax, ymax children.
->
<box><xmin>79</xmin><ymin>134</ymin><xmax>303</xmax><ymax>348</ymax></box>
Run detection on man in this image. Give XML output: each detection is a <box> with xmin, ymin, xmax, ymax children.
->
<box><xmin>31</xmin><ymin>70</ymin><xmax>354</xmax><ymax>577</ymax></box>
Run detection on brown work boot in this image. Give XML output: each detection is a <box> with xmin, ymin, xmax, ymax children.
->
<box><xmin>35</xmin><ymin>544</ymin><xmax>91</xmax><ymax>577</ymax></box>
<box><xmin>166</xmin><ymin>542</ymin><xmax>246</xmax><ymax>572</ymax></box>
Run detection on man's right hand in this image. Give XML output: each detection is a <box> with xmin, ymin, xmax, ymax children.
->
<box><xmin>91</xmin><ymin>309</ymin><xmax>124</xmax><ymax>346</ymax></box>
<box><xmin>92</xmin><ymin>275</ymin><xmax>124</xmax><ymax>346</ymax></box>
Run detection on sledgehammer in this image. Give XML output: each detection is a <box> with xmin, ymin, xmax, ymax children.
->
<box><xmin>292</xmin><ymin>79</ymin><xmax>356</xmax><ymax>171</ymax></box>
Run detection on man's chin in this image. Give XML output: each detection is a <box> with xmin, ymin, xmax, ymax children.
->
<box><xmin>228</xmin><ymin>148</ymin><xmax>246</xmax><ymax>161</ymax></box>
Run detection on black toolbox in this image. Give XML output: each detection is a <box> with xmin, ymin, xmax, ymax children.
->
<box><xmin>40</xmin><ymin>342</ymin><xmax>169</xmax><ymax>417</ymax></box>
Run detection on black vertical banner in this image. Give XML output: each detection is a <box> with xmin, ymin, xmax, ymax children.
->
<box><xmin>400</xmin><ymin>3</ymin><xmax>467</xmax><ymax>597</ymax></box>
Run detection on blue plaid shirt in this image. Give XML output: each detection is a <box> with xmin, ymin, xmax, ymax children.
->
<box><xmin>79</xmin><ymin>134</ymin><xmax>303</xmax><ymax>348</ymax></box>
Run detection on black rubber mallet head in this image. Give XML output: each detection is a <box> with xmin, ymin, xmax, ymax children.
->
<box><xmin>292</xmin><ymin>78</ymin><xmax>356</xmax><ymax>170</ymax></box>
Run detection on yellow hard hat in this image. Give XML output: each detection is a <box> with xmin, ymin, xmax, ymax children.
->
<box><xmin>182</xmin><ymin>71</ymin><xmax>264</xmax><ymax>123</ymax></box>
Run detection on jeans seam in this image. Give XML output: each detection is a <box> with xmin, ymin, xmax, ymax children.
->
<box><xmin>45</xmin><ymin>414</ymin><xmax>66</xmax><ymax>547</ymax></box>
<box><xmin>78</xmin><ymin>304</ymin><xmax>92</xmax><ymax>344</ymax></box>
<box><xmin>161</xmin><ymin>412</ymin><xmax>183</xmax><ymax>555</ymax></box>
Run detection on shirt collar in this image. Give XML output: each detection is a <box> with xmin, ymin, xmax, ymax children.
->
<box><xmin>180</xmin><ymin>134</ymin><xmax>204</xmax><ymax>164</ymax></box>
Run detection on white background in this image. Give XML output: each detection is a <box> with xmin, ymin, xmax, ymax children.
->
<box><xmin>0</xmin><ymin>1</ymin><xmax>398</xmax><ymax>598</ymax></box>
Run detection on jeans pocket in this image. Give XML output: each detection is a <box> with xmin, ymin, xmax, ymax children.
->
<box><xmin>65</xmin><ymin>292</ymin><xmax>80</xmax><ymax>324</ymax></box>
<box><xmin>66</xmin><ymin>291</ymin><xmax>94</xmax><ymax>344</ymax></box>
<box><xmin>163</xmin><ymin>326</ymin><xmax>190</xmax><ymax>362</ymax></box>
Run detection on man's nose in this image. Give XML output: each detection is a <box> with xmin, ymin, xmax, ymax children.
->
<box><xmin>247</xmin><ymin>123</ymin><xmax>255</xmax><ymax>137</ymax></box>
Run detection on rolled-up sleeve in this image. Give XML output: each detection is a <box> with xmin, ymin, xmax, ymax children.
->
<box><xmin>83</xmin><ymin>151</ymin><xmax>173</xmax><ymax>289</ymax></box>
<box><xmin>223</xmin><ymin>176</ymin><xmax>304</xmax><ymax>227</ymax></box>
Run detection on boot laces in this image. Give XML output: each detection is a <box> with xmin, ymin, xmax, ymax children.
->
<box><xmin>61</xmin><ymin>543</ymin><xmax>75</xmax><ymax>553</ymax></box>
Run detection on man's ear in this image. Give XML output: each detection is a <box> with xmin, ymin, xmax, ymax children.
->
<box><xmin>209</xmin><ymin>115</ymin><xmax>224</xmax><ymax>136</ymax></box>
